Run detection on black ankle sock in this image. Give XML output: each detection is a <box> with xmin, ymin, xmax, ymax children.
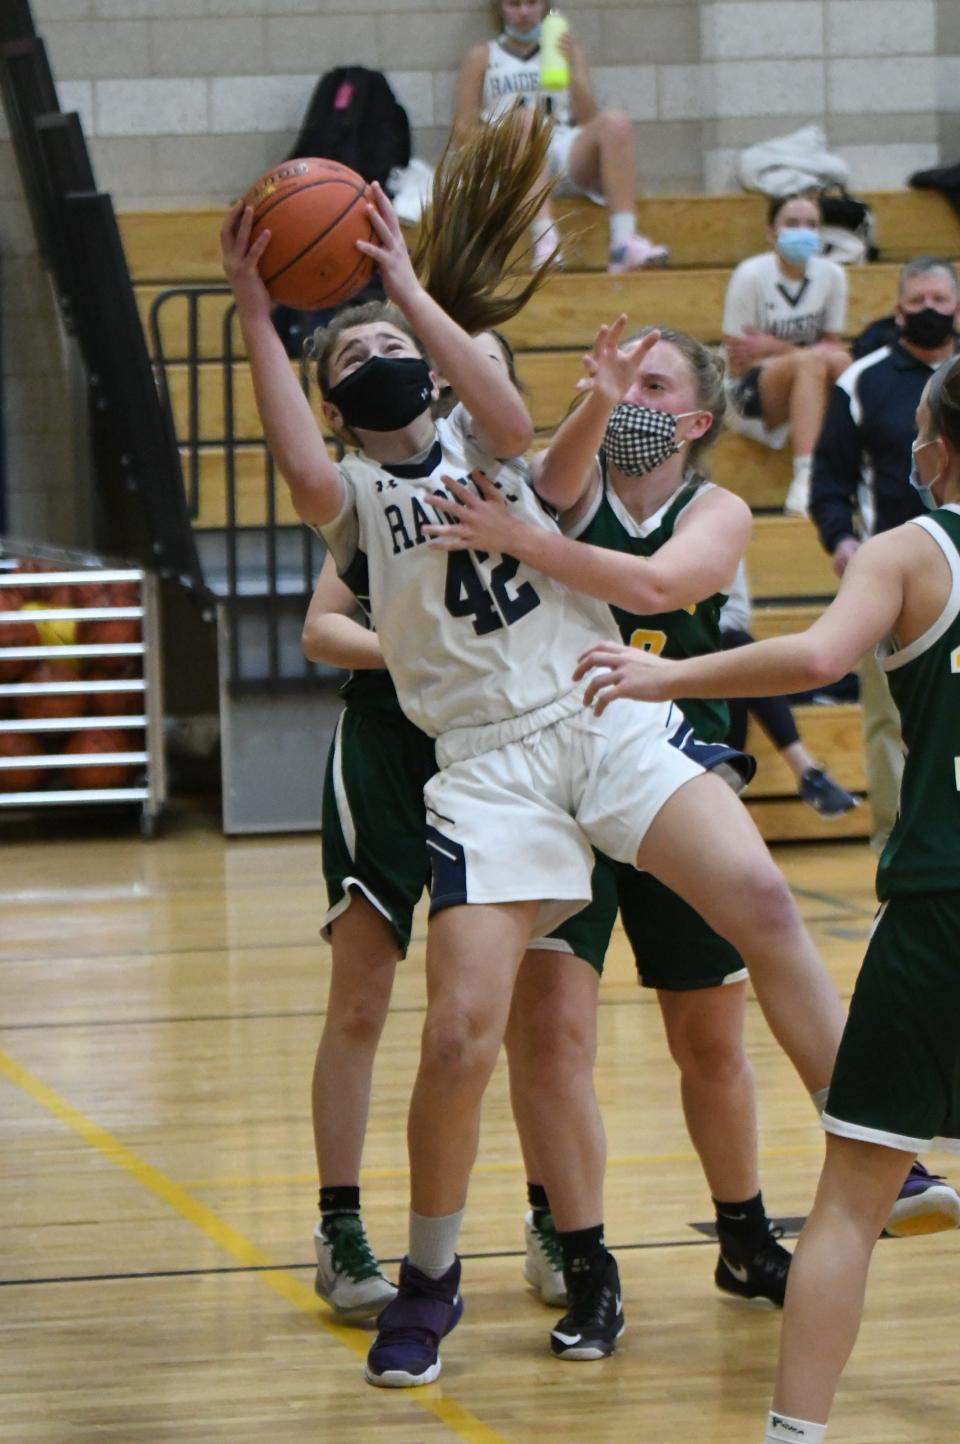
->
<box><xmin>713</xmin><ymin>1190</ymin><xmax>770</xmax><ymax>1243</ymax></box>
<box><xmin>558</xmin><ymin>1223</ymin><xmax>606</xmax><ymax>1281</ymax></box>
<box><xmin>527</xmin><ymin>1182</ymin><xmax>550</xmax><ymax>1229</ymax></box>
<box><xmin>320</xmin><ymin>1184</ymin><xmax>361</xmax><ymax>1229</ymax></box>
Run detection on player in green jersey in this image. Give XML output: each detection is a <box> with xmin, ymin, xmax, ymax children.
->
<box><xmin>573</xmin><ymin>351</ymin><xmax>960</xmax><ymax>1443</ymax></box>
<box><xmin>425</xmin><ymin>323</ymin><xmax>813</xmax><ymax>1345</ymax></box>
<box><xmin>304</xmin><ymin>332</ymin><xmax>527</xmax><ymax>1319</ymax></box>
<box><xmin>426</xmin><ymin>323</ymin><xmax>959</xmax><ymax>1361</ymax></box>
<box><xmin>304</xmin><ymin>556</ymin><xmax>433</xmax><ymax>1318</ymax></box>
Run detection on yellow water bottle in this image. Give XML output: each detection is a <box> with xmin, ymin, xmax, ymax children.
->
<box><xmin>539</xmin><ymin>10</ymin><xmax>570</xmax><ymax>92</ymax></box>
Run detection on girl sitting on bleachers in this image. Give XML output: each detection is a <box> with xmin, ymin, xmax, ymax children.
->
<box><xmin>452</xmin><ymin>0</ymin><xmax>668</xmax><ymax>272</ymax></box>
<box><xmin>722</xmin><ymin>194</ymin><xmax>850</xmax><ymax>518</ymax></box>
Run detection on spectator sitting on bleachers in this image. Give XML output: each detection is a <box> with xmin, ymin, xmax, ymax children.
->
<box><xmin>722</xmin><ymin>193</ymin><xmax>850</xmax><ymax>519</ymax></box>
<box><xmin>452</xmin><ymin>0</ymin><xmax>668</xmax><ymax>272</ymax></box>
<box><xmin>720</xmin><ymin>562</ymin><xmax>857</xmax><ymax>820</ymax></box>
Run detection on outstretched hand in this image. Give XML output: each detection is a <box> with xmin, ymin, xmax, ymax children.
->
<box><xmin>356</xmin><ymin>181</ymin><xmax>420</xmax><ymax>307</ymax></box>
<box><xmin>220</xmin><ymin>200</ymin><xmax>273</xmax><ymax>317</ymax></box>
<box><xmin>423</xmin><ymin>471</ymin><xmax>521</xmax><ymax>555</ymax></box>
<box><xmin>575</xmin><ymin>318</ymin><xmax>661</xmax><ymax>409</ymax></box>
<box><xmin>573</xmin><ymin>641</ymin><xmax>675</xmax><ymax>715</ymax></box>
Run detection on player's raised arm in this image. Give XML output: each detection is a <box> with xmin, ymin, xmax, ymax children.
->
<box><xmin>575</xmin><ymin>531</ymin><xmax>907</xmax><ymax>714</ymax></box>
<box><xmin>535</xmin><ymin>323</ymin><xmax>660</xmax><ymax>512</ymax></box>
<box><xmin>220</xmin><ymin>201</ymin><xmax>345</xmax><ymax>527</ymax></box>
<box><xmin>357</xmin><ymin>183</ymin><xmax>534</xmax><ymax>460</ymax></box>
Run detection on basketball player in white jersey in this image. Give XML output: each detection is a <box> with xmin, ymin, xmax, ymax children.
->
<box><xmin>453</xmin><ymin>0</ymin><xmax>668</xmax><ymax>271</ymax></box>
<box><xmin>723</xmin><ymin>193</ymin><xmax>851</xmax><ymax>516</ymax></box>
<box><xmin>222</xmin><ymin>142</ymin><xmax>860</xmax><ymax>1386</ymax></box>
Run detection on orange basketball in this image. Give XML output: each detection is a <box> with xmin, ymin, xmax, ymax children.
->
<box><xmin>0</xmin><ymin>587</ymin><xmax>35</xmax><ymax>681</ymax></box>
<box><xmin>86</xmin><ymin>665</ymin><xmax>143</xmax><ymax>717</ymax></box>
<box><xmin>65</xmin><ymin>727</ymin><xmax>136</xmax><ymax>789</ymax></box>
<box><xmin>17</xmin><ymin>661</ymin><xmax>86</xmax><ymax>721</ymax></box>
<box><xmin>0</xmin><ymin>730</ymin><xmax>44</xmax><ymax>792</ymax></box>
<box><xmin>78</xmin><ymin>614</ymin><xmax>141</xmax><ymax>676</ymax></box>
<box><xmin>244</xmin><ymin>157</ymin><xmax>377</xmax><ymax>309</ymax></box>
<box><xmin>106</xmin><ymin>581</ymin><xmax>140</xmax><ymax>608</ymax></box>
<box><xmin>72</xmin><ymin>580</ymin><xmax>112</xmax><ymax>608</ymax></box>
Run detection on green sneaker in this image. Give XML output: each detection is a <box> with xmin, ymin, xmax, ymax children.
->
<box><xmin>314</xmin><ymin>1216</ymin><xmax>397</xmax><ymax>1320</ymax></box>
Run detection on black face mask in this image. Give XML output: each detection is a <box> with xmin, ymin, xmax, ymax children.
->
<box><xmin>900</xmin><ymin>306</ymin><xmax>957</xmax><ymax>350</ymax></box>
<box><xmin>326</xmin><ymin>354</ymin><xmax>433</xmax><ymax>432</ymax></box>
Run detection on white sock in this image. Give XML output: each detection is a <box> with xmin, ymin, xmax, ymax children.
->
<box><xmin>531</xmin><ymin>215</ymin><xmax>561</xmax><ymax>250</ymax></box>
<box><xmin>792</xmin><ymin>454</ymin><xmax>812</xmax><ymax>485</ymax></box>
<box><xmin>409</xmin><ymin>1207</ymin><xmax>464</xmax><ymax>1278</ymax></box>
<box><xmin>610</xmin><ymin>211</ymin><xmax>636</xmax><ymax>250</ymax></box>
<box><xmin>766</xmin><ymin>1411</ymin><xmax>827</xmax><ymax>1443</ymax></box>
<box><xmin>811</xmin><ymin>1085</ymin><xmax>829</xmax><ymax>1116</ymax></box>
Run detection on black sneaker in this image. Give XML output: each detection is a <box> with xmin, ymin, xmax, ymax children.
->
<box><xmin>715</xmin><ymin>1225</ymin><xmax>792</xmax><ymax>1307</ymax></box>
<box><xmin>549</xmin><ymin>1251</ymin><xmax>625</xmax><ymax>1360</ymax></box>
<box><xmin>798</xmin><ymin>767</ymin><xmax>858</xmax><ymax>819</ymax></box>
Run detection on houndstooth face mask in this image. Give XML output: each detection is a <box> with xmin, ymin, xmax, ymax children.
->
<box><xmin>603</xmin><ymin>404</ymin><xmax>701</xmax><ymax>476</ymax></box>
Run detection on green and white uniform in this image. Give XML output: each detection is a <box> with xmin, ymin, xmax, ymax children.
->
<box><xmin>321</xmin><ymin>667</ymin><xmax>436</xmax><ymax>956</ymax></box>
<box><xmin>824</xmin><ymin>506</ymin><xmax>960</xmax><ymax>1153</ymax></box>
<box><xmin>538</xmin><ymin>464</ymin><xmax>753</xmax><ymax>988</ymax></box>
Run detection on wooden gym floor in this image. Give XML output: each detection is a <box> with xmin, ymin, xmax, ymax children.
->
<box><xmin>1</xmin><ymin>804</ymin><xmax>956</xmax><ymax>1443</ymax></box>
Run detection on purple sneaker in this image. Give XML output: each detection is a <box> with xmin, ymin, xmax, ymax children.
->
<box><xmin>365</xmin><ymin>1256</ymin><xmax>463</xmax><ymax>1388</ymax></box>
<box><xmin>886</xmin><ymin>1161</ymin><xmax>960</xmax><ymax>1237</ymax></box>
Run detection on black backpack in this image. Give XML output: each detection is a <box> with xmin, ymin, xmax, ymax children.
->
<box><xmin>819</xmin><ymin>185</ymin><xmax>878</xmax><ymax>262</ymax></box>
<box><xmin>910</xmin><ymin>159</ymin><xmax>960</xmax><ymax>220</ymax></box>
<box><xmin>287</xmin><ymin>67</ymin><xmax>411</xmax><ymax>193</ymax></box>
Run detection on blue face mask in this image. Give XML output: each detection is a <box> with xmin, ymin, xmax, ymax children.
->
<box><xmin>909</xmin><ymin>439</ymin><xmax>941</xmax><ymax>510</ymax></box>
<box><xmin>504</xmin><ymin>20</ymin><xmax>541</xmax><ymax>41</ymax></box>
<box><xmin>776</xmin><ymin>226</ymin><xmax>822</xmax><ymax>266</ymax></box>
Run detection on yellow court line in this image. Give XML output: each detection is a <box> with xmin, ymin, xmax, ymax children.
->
<box><xmin>0</xmin><ymin>1046</ymin><xmax>508</xmax><ymax>1444</ymax></box>
<box><xmin>181</xmin><ymin>1141</ymin><xmax>824</xmax><ymax>1190</ymax></box>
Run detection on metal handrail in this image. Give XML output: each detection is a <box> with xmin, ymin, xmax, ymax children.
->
<box><xmin>149</xmin><ymin>286</ymin><xmax>336</xmax><ymax>689</ymax></box>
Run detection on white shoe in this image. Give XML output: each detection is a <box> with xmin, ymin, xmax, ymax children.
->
<box><xmin>784</xmin><ymin>468</ymin><xmax>811</xmax><ymax>517</ymax></box>
<box><xmin>314</xmin><ymin>1218</ymin><xmax>398</xmax><ymax>1319</ymax></box>
<box><xmin>523</xmin><ymin>1210</ymin><xmax>568</xmax><ymax>1307</ymax></box>
<box><xmin>608</xmin><ymin>234</ymin><xmax>670</xmax><ymax>272</ymax></box>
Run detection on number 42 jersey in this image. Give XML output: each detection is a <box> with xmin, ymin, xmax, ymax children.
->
<box><xmin>316</xmin><ymin>405</ymin><xmax>621</xmax><ymax>740</ymax></box>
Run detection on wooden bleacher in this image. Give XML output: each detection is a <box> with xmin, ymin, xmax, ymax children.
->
<box><xmin>119</xmin><ymin>188</ymin><xmax>960</xmax><ymax>282</ymax></box>
<box><xmin>122</xmin><ymin>189</ymin><xmax>960</xmax><ymax>841</ymax></box>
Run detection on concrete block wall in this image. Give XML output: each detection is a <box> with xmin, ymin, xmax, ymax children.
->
<box><xmin>2</xmin><ymin>0</ymin><xmax>958</xmax><ymax>545</ymax></box>
<box><xmin>700</xmin><ymin>0</ymin><xmax>956</xmax><ymax>194</ymax></box>
<box><xmin>16</xmin><ymin>0</ymin><xmax>958</xmax><ymax>208</ymax></box>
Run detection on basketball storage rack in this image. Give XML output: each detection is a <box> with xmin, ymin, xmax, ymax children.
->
<box><xmin>0</xmin><ymin>540</ymin><xmax>166</xmax><ymax>835</ymax></box>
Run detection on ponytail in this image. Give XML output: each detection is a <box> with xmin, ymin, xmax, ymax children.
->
<box><xmin>310</xmin><ymin>106</ymin><xmax>556</xmax><ymax>399</ymax></box>
<box><xmin>411</xmin><ymin>104</ymin><xmax>557</xmax><ymax>336</ymax></box>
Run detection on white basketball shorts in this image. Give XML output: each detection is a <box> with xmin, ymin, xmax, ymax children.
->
<box><xmin>423</xmin><ymin>689</ymin><xmax>706</xmax><ymax>936</ymax></box>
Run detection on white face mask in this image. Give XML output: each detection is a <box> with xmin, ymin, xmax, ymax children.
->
<box><xmin>603</xmin><ymin>404</ymin><xmax>702</xmax><ymax>476</ymax></box>
<box><xmin>909</xmin><ymin>437</ymin><xmax>943</xmax><ymax>510</ymax></box>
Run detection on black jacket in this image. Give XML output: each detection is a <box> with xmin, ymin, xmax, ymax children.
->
<box><xmin>809</xmin><ymin>339</ymin><xmax>944</xmax><ymax>555</ymax></box>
